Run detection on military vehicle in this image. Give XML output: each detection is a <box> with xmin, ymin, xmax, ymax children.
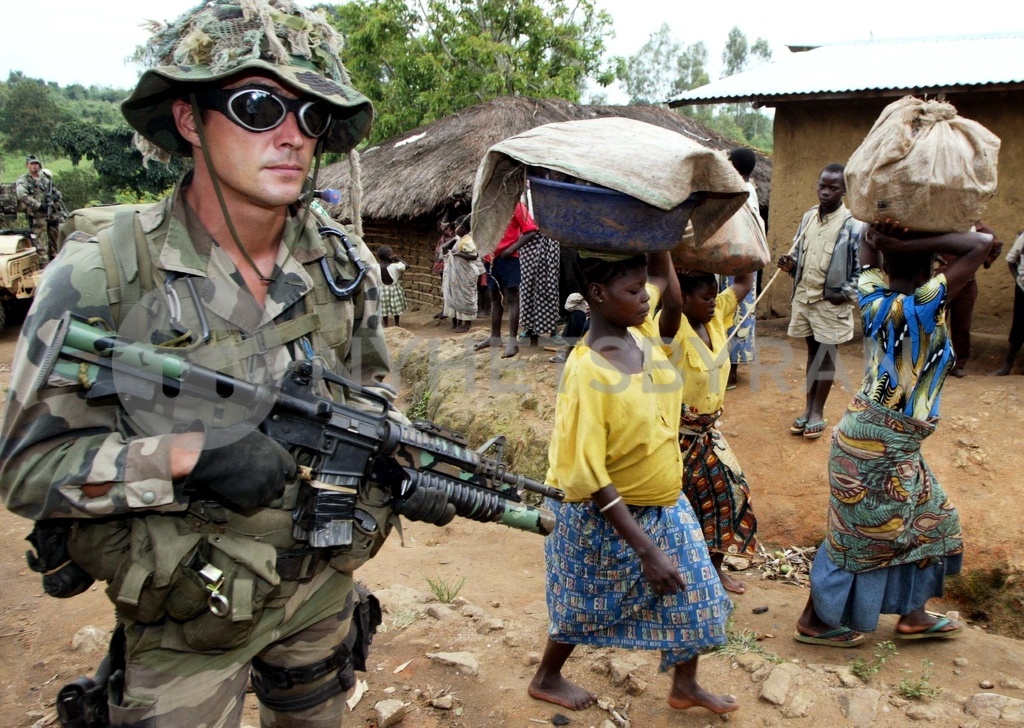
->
<box><xmin>0</xmin><ymin>229</ymin><xmax>42</xmax><ymax>334</ymax></box>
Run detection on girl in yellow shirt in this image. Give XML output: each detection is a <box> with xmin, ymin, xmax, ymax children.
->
<box><xmin>529</xmin><ymin>251</ymin><xmax>737</xmax><ymax>717</ymax></box>
<box><xmin>670</xmin><ymin>271</ymin><xmax>758</xmax><ymax>595</ymax></box>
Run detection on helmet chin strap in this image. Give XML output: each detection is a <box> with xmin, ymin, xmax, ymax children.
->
<box><xmin>188</xmin><ymin>94</ymin><xmax>324</xmax><ymax>285</ymax></box>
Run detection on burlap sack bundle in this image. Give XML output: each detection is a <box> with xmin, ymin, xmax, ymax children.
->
<box><xmin>672</xmin><ymin>199</ymin><xmax>768</xmax><ymax>275</ymax></box>
<box><xmin>845</xmin><ymin>96</ymin><xmax>1000</xmax><ymax>232</ymax></box>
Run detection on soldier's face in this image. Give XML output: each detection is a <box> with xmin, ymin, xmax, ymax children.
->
<box><xmin>27</xmin><ymin>162</ymin><xmax>41</xmax><ymax>175</ymax></box>
<box><xmin>178</xmin><ymin>75</ymin><xmax>317</xmax><ymax>210</ymax></box>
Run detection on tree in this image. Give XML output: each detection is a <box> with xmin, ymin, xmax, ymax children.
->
<box><xmin>711</xmin><ymin>27</ymin><xmax>774</xmax><ymax>151</ymax></box>
<box><xmin>0</xmin><ymin>74</ymin><xmax>65</xmax><ymax>155</ymax></box>
<box><xmin>721</xmin><ymin>26</ymin><xmax>772</xmax><ymax>78</ymax></box>
<box><xmin>52</xmin><ymin>120</ymin><xmax>186</xmax><ymax>198</ymax></box>
<box><xmin>615</xmin><ymin>23</ymin><xmax>708</xmax><ymax>105</ymax></box>
<box><xmin>322</xmin><ymin>0</ymin><xmax>615</xmax><ymax>143</ymax></box>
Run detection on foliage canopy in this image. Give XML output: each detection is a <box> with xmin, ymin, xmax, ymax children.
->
<box><xmin>321</xmin><ymin>0</ymin><xmax>615</xmax><ymax>143</ymax></box>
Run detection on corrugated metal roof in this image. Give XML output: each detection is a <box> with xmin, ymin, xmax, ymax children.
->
<box><xmin>669</xmin><ymin>34</ymin><xmax>1024</xmax><ymax>106</ymax></box>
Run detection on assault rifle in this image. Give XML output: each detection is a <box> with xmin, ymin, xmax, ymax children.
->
<box><xmin>40</xmin><ymin>171</ymin><xmax>68</xmax><ymax>225</ymax></box>
<box><xmin>40</xmin><ymin>315</ymin><xmax>562</xmax><ymax>539</ymax></box>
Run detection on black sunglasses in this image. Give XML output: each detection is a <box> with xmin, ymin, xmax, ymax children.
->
<box><xmin>193</xmin><ymin>86</ymin><xmax>333</xmax><ymax>138</ymax></box>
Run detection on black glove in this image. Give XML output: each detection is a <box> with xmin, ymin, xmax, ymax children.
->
<box><xmin>395</xmin><ymin>485</ymin><xmax>456</xmax><ymax>526</ymax></box>
<box><xmin>26</xmin><ymin>520</ymin><xmax>95</xmax><ymax>598</ymax></box>
<box><xmin>183</xmin><ymin>428</ymin><xmax>296</xmax><ymax>510</ymax></box>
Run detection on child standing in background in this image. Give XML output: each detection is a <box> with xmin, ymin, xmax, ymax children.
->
<box><xmin>377</xmin><ymin>245</ymin><xmax>408</xmax><ymax>327</ymax></box>
<box><xmin>528</xmin><ymin>250</ymin><xmax>738</xmax><ymax>717</ymax></box>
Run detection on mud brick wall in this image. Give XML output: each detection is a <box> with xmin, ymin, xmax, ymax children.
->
<box><xmin>362</xmin><ymin>218</ymin><xmax>442</xmax><ymax>311</ymax></box>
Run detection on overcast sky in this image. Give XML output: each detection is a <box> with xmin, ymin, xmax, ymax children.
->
<box><xmin>2</xmin><ymin>0</ymin><xmax>1021</xmax><ymax>94</ymax></box>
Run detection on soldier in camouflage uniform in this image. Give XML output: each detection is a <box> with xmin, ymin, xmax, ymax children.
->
<box><xmin>0</xmin><ymin>1</ymin><xmax>452</xmax><ymax>725</ymax></box>
<box><xmin>14</xmin><ymin>154</ymin><xmax>59</xmax><ymax>264</ymax></box>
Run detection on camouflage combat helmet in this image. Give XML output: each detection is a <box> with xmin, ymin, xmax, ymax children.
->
<box><xmin>122</xmin><ymin>0</ymin><xmax>373</xmax><ymax>162</ymax></box>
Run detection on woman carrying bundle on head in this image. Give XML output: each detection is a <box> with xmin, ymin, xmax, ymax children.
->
<box><xmin>794</xmin><ymin>220</ymin><xmax>1000</xmax><ymax>647</ymax></box>
<box><xmin>528</xmin><ymin>249</ymin><xmax>738</xmax><ymax>717</ymax></box>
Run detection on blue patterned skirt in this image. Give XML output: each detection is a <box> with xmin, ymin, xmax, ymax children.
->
<box><xmin>545</xmin><ymin>498</ymin><xmax>731</xmax><ymax>670</ymax></box>
<box><xmin>719</xmin><ymin>276</ymin><xmax>756</xmax><ymax>364</ymax></box>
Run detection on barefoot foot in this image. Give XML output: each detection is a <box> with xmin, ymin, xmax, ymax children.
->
<box><xmin>473</xmin><ymin>337</ymin><xmax>503</xmax><ymax>352</ymax></box>
<box><xmin>501</xmin><ymin>342</ymin><xmax>520</xmax><ymax>358</ymax></box>
<box><xmin>669</xmin><ymin>687</ymin><xmax>739</xmax><ymax>715</ymax></box>
<box><xmin>528</xmin><ymin>675</ymin><xmax>597</xmax><ymax>711</ymax></box>
<box><xmin>718</xmin><ymin>569</ymin><xmax>746</xmax><ymax>594</ymax></box>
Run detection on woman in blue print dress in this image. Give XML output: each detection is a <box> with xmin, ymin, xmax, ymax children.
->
<box><xmin>794</xmin><ymin>220</ymin><xmax>1001</xmax><ymax>647</ymax></box>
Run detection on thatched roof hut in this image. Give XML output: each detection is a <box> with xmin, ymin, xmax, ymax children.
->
<box><xmin>320</xmin><ymin>96</ymin><xmax>772</xmax><ymax>310</ymax></box>
<box><xmin>323</xmin><ymin>96</ymin><xmax>771</xmax><ymax>220</ymax></box>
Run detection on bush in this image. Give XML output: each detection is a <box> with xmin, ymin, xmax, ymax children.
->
<box><xmin>53</xmin><ymin>166</ymin><xmax>108</xmax><ymax>211</ymax></box>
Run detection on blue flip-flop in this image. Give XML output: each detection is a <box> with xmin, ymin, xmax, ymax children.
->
<box><xmin>793</xmin><ymin>626</ymin><xmax>865</xmax><ymax>647</ymax></box>
<box><xmin>790</xmin><ymin>417</ymin><xmax>809</xmax><ymax>435</ymax></box>
<box><xmin>803</xmin><ymin>419</ymin><xmax>828</xmax><ymax>439</ymax></box>
<box><xmin>897</xmin><ymin>614</ymin><xmax>964</xmax><ymax>640</ymax></box>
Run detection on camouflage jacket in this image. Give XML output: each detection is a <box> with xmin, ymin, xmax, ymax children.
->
<box><xmin>14</xmin><ymin>171</ymin><xmax>57</xmax><ymax>216</ymax></box>
<box><xmin>0</xmin><ymin>175</ymin><xmax>391</xmax><ymax>523</ymax></box>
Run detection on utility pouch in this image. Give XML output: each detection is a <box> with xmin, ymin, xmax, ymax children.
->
<box><xmin>106</xmin><ymin>516</ymin><xmax>202</xmax><ymax>624</ymax></box>
<box><xmin>349</xmin><ymin>582</ymin><xmax>382</xmax><ymax>673</ymax></box>
<box><xmin>180</xmin><ymin>532</ymin><xmax>280</xmax><ymax>652</ymax></box>
<box><xmin>328</xmin><ymin>482</ymin><xmax>394</xmax><ymax>575</ymax></box>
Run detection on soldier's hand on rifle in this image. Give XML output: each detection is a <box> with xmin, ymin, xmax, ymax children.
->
<box><xmin>181</xmin><ymin>426</ymin><xmax>296</xmax><ymax>510</ymax></box>
<box><xmin>395</xmin><ymin>485</ymin><xmax>456</xmax><ymax>526</ymax></box>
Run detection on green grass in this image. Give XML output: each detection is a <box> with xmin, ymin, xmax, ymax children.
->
<box><xmin>850</xmin><ymin>640</ymin><xmax>897</xmax><ymax>681</ymax></box>
<box><xmin>378</xmin><ymin>606</ymin><xmax>419</xmax><ymax>633</ymax></box>
<box><xmin>897</xmin><ymin>659</ymin><xmax>942</xmax><ymax>700</ymax></box>
<box><xmin>407</xmin><ymin>390</ymin><xmax>432</xmax><ymax>420</ymax></box>
<box><xmin>711</xmin><ymin>617</ymin><xmax>784</xmax><ymax>663</ymax></box>
<box><xmin>1</xmin><ymin>153</ymin><xmax>91</xmax><ymax>183</ymax></box>
<box><xmin>425</xmin><ymin>575</ymin><xmax>466</xmax><ymax>603</ymax></box>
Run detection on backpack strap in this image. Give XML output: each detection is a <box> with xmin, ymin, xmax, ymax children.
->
<box><xmin>97</xmin><ymin>209</ymin><xmax>153</xmax><ymax>327</ymax></box>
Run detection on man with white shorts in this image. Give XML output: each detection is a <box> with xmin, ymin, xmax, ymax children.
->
<box><xmin>778</xmin><ymin>163</ymin><xmax>863</xmax><ymax>439</ymax></box>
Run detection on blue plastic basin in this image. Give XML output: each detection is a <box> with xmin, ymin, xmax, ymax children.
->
<box><xmin>528</xmin><ymin>176</ymin><xmax>700</xmax><ymax>252</ymax></box>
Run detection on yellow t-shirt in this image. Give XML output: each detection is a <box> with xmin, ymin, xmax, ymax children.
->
<box><xmin>668</xmin><ymin>288</ymin><xmax>738</xmax><ymax>414</ymax></box>
<box><xmin>545</xmin><ymin>284</ymin><xmax>683</xmax><ymax>505</ymax></box>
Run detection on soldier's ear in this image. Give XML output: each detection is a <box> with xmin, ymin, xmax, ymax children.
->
<box><xmin>172</xmin><ymin>99</ymin><xmax>201</xmax><ymax>148</ymax></box>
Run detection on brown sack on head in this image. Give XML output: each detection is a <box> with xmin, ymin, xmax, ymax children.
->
<box><xmin>671</xmin><ymin>200</ymin><xmax>769</xmax><ymax>276</ymax></box>
<box><xmin>844</xmin><ymin>96</ymin><xmax>1000</xmax><ymax>233</ymax></box>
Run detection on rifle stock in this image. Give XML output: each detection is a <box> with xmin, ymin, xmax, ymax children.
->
<box><xmin>43</xmin><ymin>316</ymin><xmax>561</xmax><ymax>539</ymax></box>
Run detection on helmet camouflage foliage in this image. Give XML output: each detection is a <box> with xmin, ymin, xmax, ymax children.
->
<box><xmin>122</xmin><ymin>0</ymin><xmax>373</xmax><ymax>162</ymax></box>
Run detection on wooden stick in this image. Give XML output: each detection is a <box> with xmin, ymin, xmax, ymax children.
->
<box><xmin>724</xmin><ymin>267</ymin><xmax>784</xmax><ymax>346</ymax></box>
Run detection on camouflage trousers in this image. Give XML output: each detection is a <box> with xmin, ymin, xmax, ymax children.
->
<box><xmin>110</xmin><ymin>568</ymin><xmax>354</xmax><ymax>728</ymax></box>
<box><xmin>26</xmin><ymin>215</ymin><xmax>49</xmax><ymax>265</ymax></box>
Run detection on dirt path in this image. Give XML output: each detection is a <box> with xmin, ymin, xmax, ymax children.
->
<box><xmin>1</xmin><ymin>311</ymin><xmax>1023</xmax><ymax>727</ymax></box>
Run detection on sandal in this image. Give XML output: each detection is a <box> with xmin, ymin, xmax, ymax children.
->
<box><xmin>789</xmin><ymin>417</ymin><xmax>809</xmax><ymax>435</ymax></box>
<box><xmin>793</xmin><ymin>626</ymin><xmax>865</xmax><ymax>648</ymax></box>
<box><xmin>803</xmin><ymin>420</ymin><xmax>828</xmax><ymax>439</ymax></box>
<box><xmin>896</xmin><ymin>612</ymin><xmax>964</xmax><ymax>640</ymax></box>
